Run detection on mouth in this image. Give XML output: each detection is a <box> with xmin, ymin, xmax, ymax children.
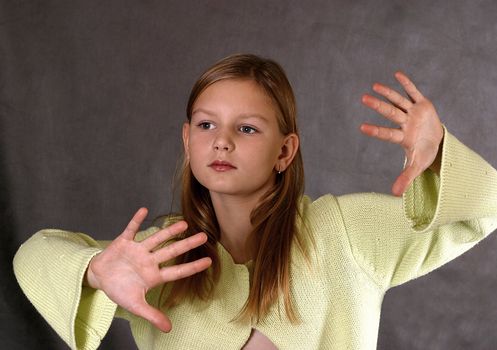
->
<box><xmin>208</xmin><ymin>160</ymin><xmax>237</xmax><ymax>172</ymax></box>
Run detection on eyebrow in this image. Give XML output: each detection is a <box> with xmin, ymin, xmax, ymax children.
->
<box><xmin>191</xmin><ymin>108</ymin><xmax>270</xmax><ymax>123</ymax></box>
<box><xmin>192</xmin><ymin>108</ymin><xmax>217</xmax><ymax>117</ymax></box>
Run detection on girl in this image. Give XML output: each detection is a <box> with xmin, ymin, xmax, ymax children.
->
<box><xmin>14</xmin><ymin>54</ymin><xmax>497</xmax><ymax>349</ymax></box>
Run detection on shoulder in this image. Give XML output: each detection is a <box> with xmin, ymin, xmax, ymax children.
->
<box><xmin>335</xmin><ymin>192</ymin><xmax>401</xmax><ymax>213</ymax></box>
<box><xmin>301</xmin><ymin>192</ymin><xmax>400</xmax><ymax>218</ymax></box>
<box><xmin>152</xmin><ymin>213</ymin><xmax>184</xmax><ymax>228</ymax></box>
<box><xmin>300</xmin><ymin>194</ymin><xmax>337</xmax><ymax>218</ymax></box>
<box><xmin>134</xmin><ymin>213</ymin><xmax>184</xmax><ymax>242</ymax></box>
<box><xmin>297</xmin><ymin>194</ymin><xmax>344</xmax><ymax>243</ymax></box>
<box><xmin>299</xmin><ymin>192</ymin><xmax>404</xmax><ymax>240</ymax></box>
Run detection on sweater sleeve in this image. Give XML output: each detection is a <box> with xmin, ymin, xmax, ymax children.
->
<box><xmin>335</xmin><ymin>126</ymin><xmax>497</xmax><ymax>290</ymax></box>
<box><xmin>13</xmin><ymin>226</ymin><xmax>160</xmax><ymax>350</ymax></box>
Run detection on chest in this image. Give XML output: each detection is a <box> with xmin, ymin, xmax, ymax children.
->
<box><xmin>132</xmin><ymin>262</ymin><xmax>332</xmax><ymax>349</ymax></box>
<box><xmin>242</xmin><ymin>329</ymin><xmax>278</xmax><ymax>349</ymax></box>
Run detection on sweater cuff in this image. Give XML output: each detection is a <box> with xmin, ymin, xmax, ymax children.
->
<box><xmin>403</xmin><ymin>125</ymin><xmax>497</xmax><ymax>233</ymax></box>
<box><xmin>13</xmin><ymin>230</ymin><xmax>117</xmax><ymax>350</ymax></box>
<box><xmin>75</xmin><ymin>286</ymin><xmax>118</xmax><ymax>350</ymax></box>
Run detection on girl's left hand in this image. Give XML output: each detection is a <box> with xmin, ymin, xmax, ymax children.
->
<box><xmin>360</xmin><ymin>71</ymin><xmax>444</xmax><ymax>197</ymax></box>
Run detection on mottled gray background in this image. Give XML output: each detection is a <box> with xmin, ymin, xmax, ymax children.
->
<box><xmin>2</xmin><ymin>1</ymin><xmax>497</xmax><ymax>349</ymax></box>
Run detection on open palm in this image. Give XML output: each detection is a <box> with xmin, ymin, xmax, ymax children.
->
<box><xmin>85</xmin><ymin>208</ymin><xmax>212</xmax><ymax>332</ymax></box>
<box><xmin>360</xmin><ymin>71</ymin><xmax>444</xmax><ymax>196</ymax></box>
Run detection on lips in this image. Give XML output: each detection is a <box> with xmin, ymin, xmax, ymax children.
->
<box><xmin>208</xmin><ymin>160</ymin><xmax>237</xmax><ymax>171</ymax></box>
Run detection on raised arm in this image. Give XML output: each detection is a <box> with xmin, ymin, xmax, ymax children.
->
<box><xmin>335</xmin><ymin>73</ymin><xmax>497</xmax><ymax>290</ymax></box>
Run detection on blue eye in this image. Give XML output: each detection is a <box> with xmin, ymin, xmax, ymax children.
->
<box><xmin>240</xmin><ymin>126</ymin><xmax>257</xmax><ymax>134</ymax></box>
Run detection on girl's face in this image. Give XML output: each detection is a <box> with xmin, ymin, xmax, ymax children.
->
<box><xmin>183</xmin><ymin>78</ymin><xmax>296</xmax><ymax>199</ymax></box>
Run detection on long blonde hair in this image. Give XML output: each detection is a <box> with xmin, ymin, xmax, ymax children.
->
<box><xmin>162</xmin><ymin>53</ymin><xmax>306</xmax><ymax>323</ymax></box>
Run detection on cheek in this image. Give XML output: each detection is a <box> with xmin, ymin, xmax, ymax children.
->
<box><xmin>259</xmin><ymin>138</ymin><xmax>282</xmax><ymax>162</ymax></box>
<box><xmin>188</xmin><ymin>133</ymin><xmax>209</xmax><ymax>155</ymax></box>
<box><xmin>188</xmin><ymin>142</ymin><xmax>205</xmax><ymax>167</ymax></box>
<box><xmin>188</xmin><ymin>155</ymin><xmax>208</xmax><ymax>189</ymax></box>
<box><xmin>246</xmin><ymin>140</ymin><xmax>281</xmax><ymax>173</ymax></box>
<box><xmin>186</xmin><ymin>136</ymin><xmax>206</xmax><ymax>174</ymax></box>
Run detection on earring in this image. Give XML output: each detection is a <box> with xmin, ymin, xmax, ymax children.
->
<box><xmin>276</xmin><ymin>165</ymin><xmax>282</xmax><ymax>174</ymax></box>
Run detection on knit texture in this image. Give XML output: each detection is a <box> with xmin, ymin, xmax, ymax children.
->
<box><xmin>13</xmin><ymin>127</ymin><xmax>497</xmax><ymax>349</ymax></box>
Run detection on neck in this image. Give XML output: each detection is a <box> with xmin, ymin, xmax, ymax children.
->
<box><xmin>210</xmin><ymin>190</ymin><xmax>266</xmax><ymax>264</ymax></box>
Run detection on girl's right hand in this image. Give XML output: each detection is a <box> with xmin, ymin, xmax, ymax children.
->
<box><xmin>85</xmin><ymin>207</ymin><xmax>212</xmax><ymax>332</ymax></box>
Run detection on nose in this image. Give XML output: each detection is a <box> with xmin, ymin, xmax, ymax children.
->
<box><xmin>213</xmin><ymin>130</ymin><xmax>235</xmax><ymax>152</ymax></box>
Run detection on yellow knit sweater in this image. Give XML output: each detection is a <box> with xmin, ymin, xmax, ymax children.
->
<box><xmin>13</xmin><ymin>127</ymin><xmax>497</xmax><ymax>349</ymax></box>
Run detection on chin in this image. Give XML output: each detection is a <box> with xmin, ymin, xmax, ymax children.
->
<box><xmin>206</xmin><ymin>184</ymin><xmax>248</xmax><ymax>196</ymax></box>
<box><xmin>208</xmin><ymin>182</ymin><xmax>275</xmax><ymax>199</ymax></box>
<box><xmin>194</xmin><ymin>178</ymin><xmax>236</xmax><ymax>194</ymax></box>
<box><xmin>194</xmin><ymin>173</ymin><xmax>275</xmax><ymax>198</ymax></box>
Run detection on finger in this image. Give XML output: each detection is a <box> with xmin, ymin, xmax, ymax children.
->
<box><xmin>121</xmin><ymin>208</ymin><xmax>148</xmax><ymax>240</ymax></box>
<box><xmin>372</xmin><ymin>83</ymin><xmax>413</xmax><ymax>111</ymax></box>
<box><xmin>360</xmin><ymin>123</ymin><xmax>404</xmax><ymax>144</ymax></box>
<box><xmin>362</xmin><ymin>94</ymin><xmax>407</xmax><ymax>125</ymax></box>
<box><xmin>394</xmin><ymin>71</ymin><xmax>424</xmax><ymax>103</ymax></box>
<box><xmin>153</xmin><ymin>232</ymin><xmax>208</xmax><ymax>263</ymax></box>
<box><xmin>160</xmin><ymin>257</ymin><xmax>212</xmax><ymax>283</ymax></box>
<box><xmin>142</xmin><ymin>220</ymin><xmax>189</xmax><ymax>251</ymax></box>
<box><xmin>128</xmin><ymin>299</ymin><xmax>172</xmax><ymax>332</ymax></box>
<box><xmin>391</xmin><ymin>163</ymin><xmax>423</xmax><ymax>196</ymax></box>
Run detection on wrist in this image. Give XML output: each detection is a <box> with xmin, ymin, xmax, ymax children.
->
<box><xmin>83</xmin><ymin>255</ymin><xmax>99</xmax><ymax>289</ymax></box>
<box><xmin>428</xmin><ymin>133</ymin><xmax>444</xmax><ymax>175</ymax></box>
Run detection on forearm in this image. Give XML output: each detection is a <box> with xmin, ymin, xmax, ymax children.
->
<box><xmin>404</xmin><ymin>128</ymin><xmax>497</xmax><ymax>234</ymax></box>
<box><xmin>13</xmin><ymin>230</ymin><xmax>115</xmax><ymax>350</ymax></box>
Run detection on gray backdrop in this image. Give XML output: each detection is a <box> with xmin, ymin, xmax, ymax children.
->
<box><xmin>2</xmin><ymin>1</ymin><xmax>497</xmax><ymax>349</ymax></box>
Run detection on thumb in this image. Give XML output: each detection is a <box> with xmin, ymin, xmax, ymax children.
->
<box><xmin>131</xmin><ymin>301</ymin><xmax>172</xmax><ymax>333</ymax></box>
<box><xmin>128</xmin><ymin>299</ymin><xmax>172</xmax><ymax>332</ymax></box>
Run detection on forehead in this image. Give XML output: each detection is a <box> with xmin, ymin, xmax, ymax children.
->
<box><xmin>192</xmin><ymin>79</ymin><xmax>278</xmax><ymax>117</ymax></box>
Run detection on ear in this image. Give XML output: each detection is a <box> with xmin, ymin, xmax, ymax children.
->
<box><xmin>182</xmin><ymin>122</ymin><xmax>190</xmax><ymax>157</ymax></box>
<box><xmin>276</xmin><ymin>133</ymin><xmax>299</xmax><ymax>172</ymax></box>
